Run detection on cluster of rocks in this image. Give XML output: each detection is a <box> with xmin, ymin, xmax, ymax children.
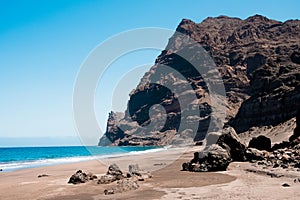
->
<box><xmin>183</xmin><ymin>112</ymin><xmax>300</xmax><ymax>172</ymax></box>
<box><xmin>100</xmin><ymin>163</ymin><xmax>152</xmax><ymax>195</ymax></box>
<box><xmin>246</xmin><ymin>145</ymin><xmax>300</xmax><ymax>169</ymax></box>
<box><xmin>182</xmin><ymin>127</ymin><xmax>247</xmax><ymax>172</ymax></box>
<box><xmin>68</xmin><ymin>164</ymin><xmax>152</xmax><ymax>195</ymax></box>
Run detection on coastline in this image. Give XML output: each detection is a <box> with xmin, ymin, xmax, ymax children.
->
<box><xmin>0</xmin><ymin>146</ymin><xmax>165</xmax><ymax>172</ymax></box>
<box><xmin>1</xmin><ymin>146</ymin><xmax>299</xmax><ymax>199</ymax></box>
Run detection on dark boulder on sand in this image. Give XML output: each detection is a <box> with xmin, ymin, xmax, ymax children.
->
<box><xmin>183</xmin><ymin>144</ymin><xmax>231</xmax><ymax>172</ymax></box>
<box><xmin>248</xmin><ymin>135</ymin><xmax>272</xmax><ymax>151</ymax></box>
<box><xmin>68</xmin><ymin>170</ymin><xmax>97</xmax><ymax>184</ymax></box>
<box><xmin>216</xmin><ymin>127</ymin><xmax>247</xmax><ymax>161</ymax></box>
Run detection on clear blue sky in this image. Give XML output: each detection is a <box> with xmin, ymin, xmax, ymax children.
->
<box><xmin>0</xmin><ymin>0</ymin><xmax>299</xmax><ymax>146</ymax></box>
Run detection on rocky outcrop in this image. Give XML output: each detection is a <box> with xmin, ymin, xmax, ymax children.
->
<box><xmin>99</xmin><ymin>112</ymin><xmax>124</xmax><ymax>146</ymax></box>
<box><xmin>100</xmin><ymin>15</ymin><xmax>300</xmax><ymax>146</ymax></box>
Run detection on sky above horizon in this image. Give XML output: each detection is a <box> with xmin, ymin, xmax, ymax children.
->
<box><xmin>0</xmin><ymin>0</ymin><xmax>299</xmax><ymax>146</ymax></box>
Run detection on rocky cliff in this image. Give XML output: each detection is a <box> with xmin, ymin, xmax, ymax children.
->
<box><xmin>99</xmin><ymin>15</ymin><xmax>300</xmax><ymax>146</ymax></box>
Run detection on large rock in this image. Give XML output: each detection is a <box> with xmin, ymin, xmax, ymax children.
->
<box><xmin>182</xmin><ymin>144</ymin><xmax>231</xmax><ymax>172</ymax></box>
<box><xmin>216</xmin><ymin>127</ymin><xmax>246</xmax><ymax>161</ymax></box>
<box><xmin>68</xmin><ymin>170</ymin><xmax>97</xmax><ymax>184</ymax></box>
<box><xmin>248</xmin><ymin>135</ymin><xmax>272</xmax><ymax>151</ymax></box>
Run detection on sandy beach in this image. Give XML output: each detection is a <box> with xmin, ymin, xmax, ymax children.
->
<box><xmin>0</xmin><ymin>147</ymin><xmax>299</xmax><ymax>200</ymax></box>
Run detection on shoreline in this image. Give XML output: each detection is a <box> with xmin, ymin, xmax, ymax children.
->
<box><xmin>0</xmin><ymin>145</ymin><xmax>170</xmax><ymax>172</ymax></box>
<box><xmin>1</xmin><ymin>146</ymin><xmax>300</xmax><ymax>199</ymax></box>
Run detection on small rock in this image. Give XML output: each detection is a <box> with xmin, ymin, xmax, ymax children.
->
<box><xmin>245</xmin><ymin>148</ymin><xmax>265</xmax><ymax>161</ymax></box>
<box><xmin>294</xmin><ymin>178</ymin><xmax>300</xmax><ymax>183</ymax></box>
<box><xmin>282</xmin><ymin>154</ymin><xmax>291</xmax><ymax>161</ymax></box>
<box><xmin>153</xmin><ymin>163</ymin><xmax>166</xmax><ymax>166</ymax></box>
<box><xmin>182</xmin><ymin>162</ymin><xmax>190</xmax><ymax>171</ymax></box>
<box><xmin>38</xmin><ymin>174</ymin><xmax>49</xmax><ymax>178</ymax></box>
<box><xmin>87</xmin><ymin>172</ymin><xmax>97</xmax><ymax>180</ymax></box>
<box><xmin>195</xmin><ymin>141</ymin><xmax>203</xmax><ymax>146</ymax></box>
<box><xmin>282</xmin><ymin>183</ymin><xmax>290</xmax><ymax>187</ymax></box>
<box><xmin>104</xmin><ymin>189</ymin><xmax>114</xmax><ymax>195</ymax></box>
<box><xmin>273</xmin><ymin>163</ymin><xmax>279</xmax><ymax>168</ymax></box>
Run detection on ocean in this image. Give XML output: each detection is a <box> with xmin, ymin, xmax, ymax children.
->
<box><xmin>0</xmin><ymin>146</ymin><xmax>162</xmax><ymax>172</ymax></box>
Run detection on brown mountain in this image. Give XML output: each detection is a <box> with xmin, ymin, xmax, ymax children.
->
<box><xmin>99</xmin><ymin>15</ymin><xmax>300</xmax><ymax>146</ymax></box>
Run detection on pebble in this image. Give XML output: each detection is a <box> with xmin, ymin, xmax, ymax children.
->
<box><xmin>282</xmin><ymin>183</ymin><xmax>290</xmax><ymax>187</ymax></box>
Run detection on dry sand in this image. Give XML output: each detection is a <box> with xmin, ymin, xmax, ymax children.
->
<box><xmin>0</xmin><ymin>147</ymin><xmax>300</xmax><ymax>200</ymax></box>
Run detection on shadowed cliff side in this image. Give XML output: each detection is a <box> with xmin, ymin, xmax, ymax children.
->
<box><xmin>99</xmin><ymin>15</ymin><xmax>300</xmax><ymax>146</ymax></box>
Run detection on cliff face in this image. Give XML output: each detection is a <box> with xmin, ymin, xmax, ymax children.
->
<box><xmin>99</xmin><ymin>15</ymin><xmax>300</xmax><ymax>146</ymax></box>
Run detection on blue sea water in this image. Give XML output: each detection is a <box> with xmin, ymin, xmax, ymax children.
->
<box><xmin>0</xmin><ymin>146</ymin><xmax>162</xmax><ymax>172</ymax></box>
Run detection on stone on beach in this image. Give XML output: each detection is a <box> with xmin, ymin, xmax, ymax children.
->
<box><xmin>68</xmin><ymin>170</ymin><xmax>97</xmax><ymax>184</ymax></box>
<box><xmin>128</xmin><ymin>164</ymin><xmax>152</xmax><ymax>180</ymax></box>
<box><xmin>248</xmin><ymin>135</ymin><xmax>272</xmax><ymax>151</ymax></box>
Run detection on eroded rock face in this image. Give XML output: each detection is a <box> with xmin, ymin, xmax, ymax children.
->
<box><xmin>100</xmin><ymin>15</ymin><xmax>300</xmax><ymax>146</ymax></box>
<box><xmin>99</xmin><ymin>112</ymin><xmax>124</xmax><ymax>146</ymax></box>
